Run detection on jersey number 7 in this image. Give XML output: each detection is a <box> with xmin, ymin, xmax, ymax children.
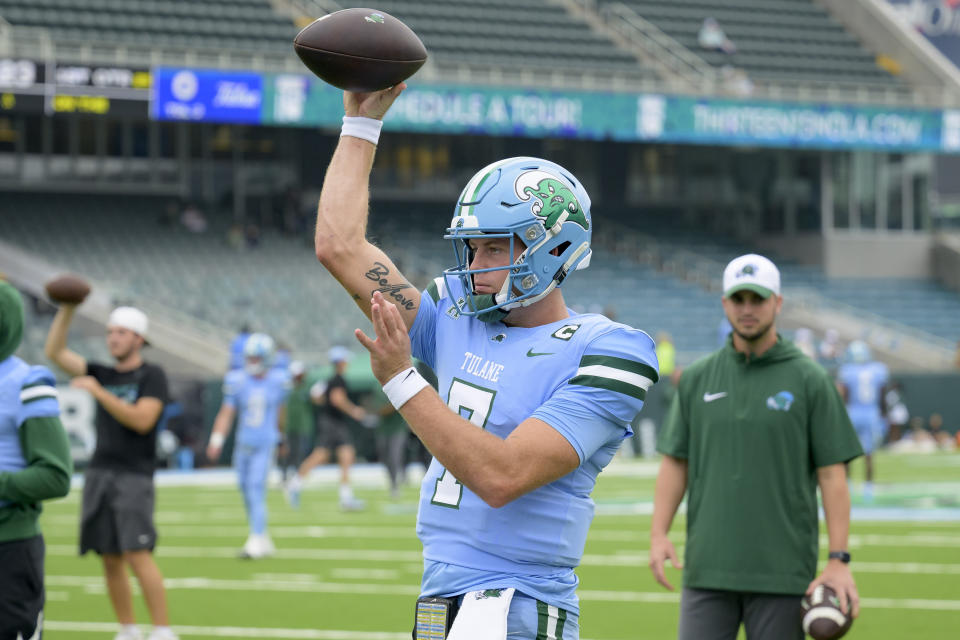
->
<box><xmin>431</xmin><ymin>379</ymin><xmax>497</xmax><ymax>509</ymax></box>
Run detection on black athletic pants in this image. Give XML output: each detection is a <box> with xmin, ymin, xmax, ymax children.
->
<box><xmin>0</xmin><ymin>534</ymin><xmax>45</xmax><ymax>640</ymax></box>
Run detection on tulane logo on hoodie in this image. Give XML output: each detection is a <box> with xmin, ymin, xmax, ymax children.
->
<box><xmin>766</xmin><ymin>390</ymin><xmax>794</xmax><ymax>411</ymax></box>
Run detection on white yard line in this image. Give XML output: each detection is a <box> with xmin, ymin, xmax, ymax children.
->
<box><xmin>46</xmin><ymin>544</ymin><xmax>423</xmax><ymax>562</ymax></box>
<box><xmin>43</xmin><ymin>621</ymin><xmax>410</xmax><ymax>639</ymax></box>
<box><xmin>45</xmin><ymin>544</ymin><xmax>960</xmax><ymax>573</ymax></box>
<box><xmin>44</xmin><ymin>576</ymin><xmax>960</xmax><ymax>611</ymax></box>
<box><xmin>43</xmin><ymin>621</ymin><xmax>619</xmax><ymax>640</ymax></box>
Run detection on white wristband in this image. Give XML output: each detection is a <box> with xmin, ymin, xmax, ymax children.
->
<box><xmin>382</xmin><ymin>367</ymin><xmax>429</xmax><ymax>410</ymax></box>
<box><xmin>340</xmin><ymin>115</ymin><xmax>383</xmax><ymax>145</ymax></box>
<box><xmin>209</xmin><ymin>432</ymin><xmax>225</xmax><ymax>448</ymax></box>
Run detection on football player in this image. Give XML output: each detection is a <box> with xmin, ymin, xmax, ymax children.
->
<box><xmin>0</xmin><ymin>281</ymin><xmax>72</xmax><ymax>640</ymax></box>
<box><xmin>207</xmin><ymin>333</ymin><xmax>290</xmax><ymax>559</ymax></box>
<box><xmin>837</xmin><ymin>340</ymin><xmax>889</xmax><ymax>502</ymax></box>
<box><xmin>313</xmin><ymin>85</ymin><xmax>659</xmax><ymax>638</ymax></box>
<box><xmin>285</xmin><ymin>346</ymin><xmax>373</xmax><ymax>511</ymax></box>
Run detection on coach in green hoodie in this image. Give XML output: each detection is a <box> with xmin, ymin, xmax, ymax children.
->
<box><xmin>0</xmin><ymin>280</ymin><xmax>73</xmax><ymax>638</ymax></box>
<box><xmin>649</xmin><ymin>254</ymin><xmax>862</xmax><ymax>640</ymax></box>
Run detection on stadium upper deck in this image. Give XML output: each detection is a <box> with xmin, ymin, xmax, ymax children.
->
<box><xmin>0</xmin><ymin>0</ymin><xmax>917</xmax><ymax>101</ymax></box>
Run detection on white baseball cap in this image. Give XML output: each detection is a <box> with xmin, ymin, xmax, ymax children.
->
<box><xmin>289</xmin><ymin>360</ymin><xmax>306</xmax><ymax>377</ymax></box>
<box><xmin>108</xmin><ymin>306</ymin><xmax>149</xmax><ymax>342</ymax></box>
<box><xmin>723</xmin><ymin>254</ymin><xmax>780</xmax><ymax>299</ymax></box>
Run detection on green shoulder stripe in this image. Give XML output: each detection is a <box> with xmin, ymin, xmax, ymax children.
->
<box><xmin>569</xmin><ymin>374</ymin><xmax>646</xmax><ymax>400</ymax></box>
<box><xmin>578</xmin><ymin>354</ymin><xmax>659</xmax><ymax>383</ymax></box>
<box><xmin>426</xmin><ymin>277</ymin><xmax>443</xmax><ymax>304</ymax></box>
<box><xmin>20</xmin><ymin>385</ymin><xmax>58</xmax><ymax>405</ymax></box>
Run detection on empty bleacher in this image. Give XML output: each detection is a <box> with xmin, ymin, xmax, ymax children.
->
<box><xmin>630</xmin><ymin>229</ymin><xmax>960</xmax><ymax>345</ymax></box>
<box><xmin>0</xmin><ymin>193</ymin><xmax>365</xmax><ymax>363</ymax></box>
<box><xmin>4</xmin><ymin>192</ymin><xmax>956</xmax><ymax>372</ymax></box>
<box><xmin>333</xmin><ymin>0</ymin><xmax>652</xmax><ymax>79</ymax></box>
<box><xmin>0</xmin><ymin>0</ymin><xmax>659</xmax><ymax>82</ymax></box>
<box><xmin>597</xmin><ymin>0</ymin><xmax>901</xmax><ymax>87</ymax></box>
<box><xmin>0</xmin><ymin>0</ymin><xmax>298</xmax><ymax>54</ymax></box>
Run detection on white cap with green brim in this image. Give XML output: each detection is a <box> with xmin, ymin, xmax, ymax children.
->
<box><xmin>723</xmin><ymin>253</ymin><xmax>780</xmax><ymax>299</ymax></box>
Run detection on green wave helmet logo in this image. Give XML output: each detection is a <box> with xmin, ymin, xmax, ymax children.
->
<box><xmin>766</xmin><ymin>390</ymin><xmax>794</xmax><ymax>411</ymax></box>
<box><xmin>515</xmin><ymin>171</ymin><xmax>589</xmax><ymax>230</ymax></box>
<box><xmin>364</xmin><ymin>13</ymin><xmax>385</xmax><ymax>23</ymax></box>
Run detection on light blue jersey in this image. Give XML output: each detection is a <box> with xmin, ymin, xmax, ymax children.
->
<box><xmin>839</xmin><ymin>361</ymin><xmax>888</xmax><ymax>422</ymax></box>
<box><xmin>838</xmin><ymin>361</ymin><xmax>889</xmax><ymax>452</ymax></box>
<box><xmin>1</xmin><ymin>357</ymin><xmax>60</xmax><ymax>507</ymax></box>
<box><xmin>223</xmin><ymin>368</ymin><xmax>291</xmax><ymax>448</ymax></box>
<box><xmin>410</xmin><ymin>276</ymin><xmax>659</xmax><ymax>615</ymax></box>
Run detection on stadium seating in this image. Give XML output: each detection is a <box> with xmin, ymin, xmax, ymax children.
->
<box><xmin>596</xmin><ymin>0</ymin><xmax>901</xmax><ymax>86</ymax></box>
<box><xmin>780</xmin><ymin>266</ymin><xmax>960</xmax><ymax>343</ymax></box>
<box><xmin>0</xmin><ymin>0</ymin><xmax>297</xmax><ymax>54</ymax></box>
<box><xmin>635</xmin><ymin>230</ymin><xmax>960</xmax><ymax>344</ymax></box>
<box><xmin>0</xmin><ymin>193</ymin><xmax>723</xmax><ymax>367</ymax></box>
<box><xmin>0</xmin><ymin>0</ymin><xmax>901</xmax><ymax>88</ymax></box>
<box><xmin>332</xmin><ymin>0</ymin><xmax>652</xmax><ymax>78</ymax></box>
<box><xmin>4</xmin><ymin>190</ymin><xmax>956</xmax><ymax>370</ymax></box>
<box><xmin>0</xmin><ymin>0</ymin><xmax>657</xmax><ymax>81</ymax></box>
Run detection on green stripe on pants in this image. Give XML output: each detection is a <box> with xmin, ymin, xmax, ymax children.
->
<box><xmin>536</xmin><ymin>600</ymin><xmax>567</xmax><ymax>639</ymax></box>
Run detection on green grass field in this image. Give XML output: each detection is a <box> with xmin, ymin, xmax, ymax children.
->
<box><xmin>41</xmin><ymin>451</ymin><xmax>960</xmax><ymax>639</ymax></box>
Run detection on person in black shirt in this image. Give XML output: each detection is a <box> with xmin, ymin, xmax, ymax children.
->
<box><xmin>46</xmin><ymin>304</ymin><xmax>177</xmax><ymax>640</ymax></box>
<box><xmin>285</xmin><ymin>346</ymin><xmax>373</xmax><ymax>511</ymax></box>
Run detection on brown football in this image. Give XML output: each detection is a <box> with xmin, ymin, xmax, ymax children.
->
<box><xmin>44</xmin><ymin>274</ymin><xmax>91</xmax><ymax>305</ymax></box>
<box><xmin>294</xmin><ymin>8</ymin><xmax>427</xmax><ymax>92</ymax></box>
<box><xmin>801</xmin><ymin>585</ymin><xmax>853</xmax><ymax>640</ymax></box>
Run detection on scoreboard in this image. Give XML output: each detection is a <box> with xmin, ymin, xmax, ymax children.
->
<box><xmin>0</xmin><ymin>58</ymin><xmax>150</xmax><ymax>117</ymax></box>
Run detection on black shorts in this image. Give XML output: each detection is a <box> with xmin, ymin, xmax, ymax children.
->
<box><xmin>314</xmin><ymin>417</ymin><xmax>353</xmax><ymax>451</ymax></box>
<box><xmin>80</xmin><ymin>468</ymin><xmax>157</xmax><ymax>556</ymax></box>
<box><xmin>0</xmin><ymin>534</ymin><xmax>45</xmax><ymax>640</ymax></box>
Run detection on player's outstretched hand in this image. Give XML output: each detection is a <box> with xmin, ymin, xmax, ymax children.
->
<box><xmin>344</xmin><ymin>82</ymin><xmax>406</xmax><ymax>121</ymax></box>
<box><xmin>807</xmin><ymin>561</ymin><xmax>859</xmax><ymax>618</ymax></box>
<box><xmin>649</xmin><ymin>534</ymin><xmax>683</xmax><ymax>591</ymax></box>
<box><xmin>355</xmin><ymin>290</ymin><xmax>413</xmax><ymax>385</ymax></box>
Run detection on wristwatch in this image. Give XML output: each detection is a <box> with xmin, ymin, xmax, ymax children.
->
<box><xmin>828</xmin><ymin>550</ymin><xmax>851</xmax><ymax>564</ymax></box>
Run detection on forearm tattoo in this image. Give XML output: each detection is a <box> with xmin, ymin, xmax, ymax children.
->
<box><xmin>364</xmin><ymin>262</ymin><xmax>415</xmax><ymax>310</ymax></box>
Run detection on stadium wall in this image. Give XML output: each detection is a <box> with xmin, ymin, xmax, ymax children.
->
<box><xmin>896</xmin><ymin>372</ymin><xmax>960</xmax><ymax>435</ymax></box>
<box><xmin>758</xmin><ymin>232</ymin><xmax>933</xmax><ymax>278</ymax></box>
<box><xmin>932</xmin><ymin>233</ymin><xmax>960</xmax><ymax>293</ymax></box>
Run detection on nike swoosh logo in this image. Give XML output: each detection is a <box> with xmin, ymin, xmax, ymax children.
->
<box><xmin>526</xmin><ymin>349</ymin><xmax>555</xmax><ymax>357</ymax></box>
<box><xmin>703</xmin><ymin>392</ymin><xmax>728</xmax><ymax>402</ymax></box>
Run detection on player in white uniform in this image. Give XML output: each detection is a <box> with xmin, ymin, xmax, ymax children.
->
<box><xmin>314</xmin><ymin>85</ymin><xmax>658</xmax><ymax>639</ymax></box>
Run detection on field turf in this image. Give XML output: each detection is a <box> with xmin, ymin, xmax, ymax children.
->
<box><xmin>41</xmin><ymin>451</ymin><xmax>960</xmax><ymax>639</ymax></box>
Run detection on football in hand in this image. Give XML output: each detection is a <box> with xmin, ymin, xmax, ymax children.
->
<box><xmin>293</xmin><ymin>8</ymin><xmax>427</xmax><ymax>92</ymax></box>
<box><xmin>44</xmin><ymin>274</ymin><xmax>91</xmax><ymax>305</ymax></box>
<box><xmin>801</xmin><ymin>585</ymin><xmax>853</xmax><ymax>640</ymax></box>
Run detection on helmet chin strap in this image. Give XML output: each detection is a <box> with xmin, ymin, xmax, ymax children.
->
<box><xmin>478</xmin><ymin>242</ymin><xmax>590</xmax><ymax>323</ymax></box>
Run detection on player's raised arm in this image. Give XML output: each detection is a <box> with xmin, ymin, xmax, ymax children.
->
<box><xmin>44</xmin><ymin>304</ymin><xmax>87</xmax><ymax>378</ymax></box>
<box><xmin>314</xmin><ymin>85</ymin><xmax>420</xmax><ymax>330</ymax></box>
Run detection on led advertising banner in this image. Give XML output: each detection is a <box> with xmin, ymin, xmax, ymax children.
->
<box><xmin>635</xmin><ymin>94</ymin><xmax>956</xmax><ymax>152</ymax></box>
<box><xmin>153</xmin><ymin>67</ymin><xmax>960</xmax><ymax>153</ymax></box>
<box><xmin>152</xmin><ymin>67</ymin><xmax>263</xmax><ymax>124</ymax></box>
<box><xmin>258</xmin><ymin>75</ymin><xmax>638</xmax><ymax>139</ymax></box>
